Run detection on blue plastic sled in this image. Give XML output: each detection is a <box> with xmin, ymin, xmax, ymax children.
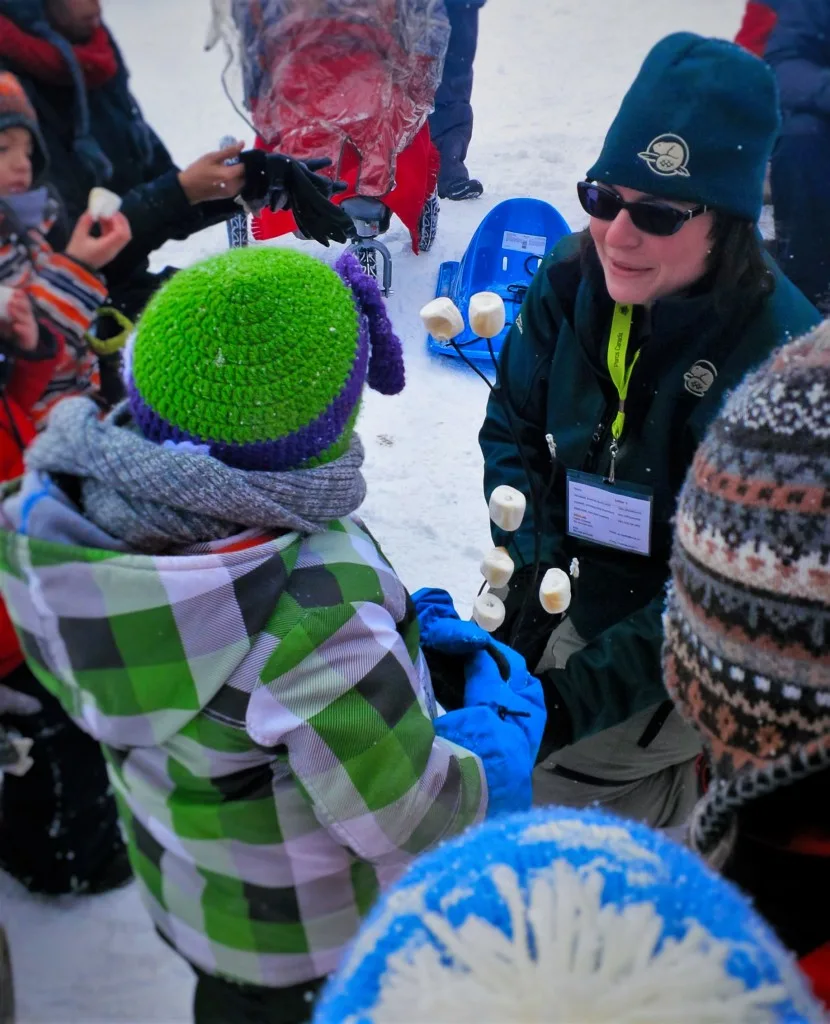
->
<box><xmin>428</xmin><ymin>197</ymin><xmax>571</xmax><ymax>366</ymax></box>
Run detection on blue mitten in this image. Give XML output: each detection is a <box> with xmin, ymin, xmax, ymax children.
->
<box><xmin>435</xmin><ymin>705</ymin><xmax>533</xmax><ymax>816</ymax></box>
<box><xmin>412</xmin><ymin>587</ymin><xmax>491</xmax><ymax>655</ymax></box>
<box><xmin>464</xmin><ymin>645</ymin><xmax>546</xmax><ymax>763</ymax></box>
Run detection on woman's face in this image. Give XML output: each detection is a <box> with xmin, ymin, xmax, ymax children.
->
<box><xmin>589</xmin><ymin>184</ymin><xmax>716</xmax><ymax>306</ymax></box>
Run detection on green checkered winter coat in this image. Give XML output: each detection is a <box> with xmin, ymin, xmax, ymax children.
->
<box><xmin>0</xmin><ymin>514</ymin><xmax>486</xmax><ymax>987</ymax></box>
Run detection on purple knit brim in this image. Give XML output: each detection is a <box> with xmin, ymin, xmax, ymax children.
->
<box><xmin>127</xmin><ymin>319</ymin><xmax>370</xmax><ymax>472</ymax></box>
<box><xmin>335</xmin><ymin>251</ymin><xmax>405</xmax><ymax>395</ymax></box>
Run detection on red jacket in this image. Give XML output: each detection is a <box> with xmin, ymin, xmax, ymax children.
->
<box><xmin>801</xmin><ymin>944</ymin><xmax>830</xmax><ymax>1010</ymax></box>
<box><xmin>735</xmin><ymin>1</ymin><xmax>778</xmax><ymax>57</ymax></box>
<box><xmin>0</xmin><ymin>334</ymin><xmax>61</xmax><ymax>677</ymax></box>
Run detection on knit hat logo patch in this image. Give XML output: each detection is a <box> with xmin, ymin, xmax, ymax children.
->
<box><xmin>684</xmin><ymin>359</ymin><xmax>718</xmax><ymax>396</ymax></box>
<box><xmin>638</xmin><ymin>133</ymin><xmax>691</xmax><ymax>177</ymax></box>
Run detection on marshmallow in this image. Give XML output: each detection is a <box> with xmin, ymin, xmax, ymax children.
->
<box><xmin>0</xmin><ymin>285</ymin><xmax>13</xmax><ymax>320</ymax></box>
<box><xmin>4</xmin><ymin>756</ymin><xmax>33</xmax><ymax>778</ymax></box>
<box><xmin>539</xmin><ymin>568</ymin><xmax>571</xmax><ymax>615</ymax></box>
<box><xmin>3</xmin><ymin>737</ymin><xmax>34</xmax><ymax>777</ymax></box>
<box><xmin>480</xmin><ymin>546</ymin><xmax>514</xmax><ymax>589</ymax></box>
<box><xmin>469</xmin><ymin>291</ymin><xmax>506</xmax><ymax>339</ymax></box>
<box><xmin>87</xmin><ymin>187</ymin><xmax>122</xmax><ymax>220</ymax></box>
<box><xmin>488</xmin><ymin>485</ymin><xmax>526</xmax><ymax>532</ymax></box>
<box><xmin>419</xmin><ymin>297</ymin><xmax>464</xmax><ymax>341</ymax></box>
<box><xmin>472</xmin><ymin>592</ymin><xmax>506</xmax><ymax>633</ymax></box>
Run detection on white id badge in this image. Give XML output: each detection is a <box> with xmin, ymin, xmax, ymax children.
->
<box><xmin>566</xmin><ymin>469</ymin><xmax>653</xmax><ymax>556</ymax></box>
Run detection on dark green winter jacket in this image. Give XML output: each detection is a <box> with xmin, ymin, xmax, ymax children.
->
<box><xmin>480</xmin><ymin>232</ymin><xmax>819</xmax><ymax>752</ymax></box>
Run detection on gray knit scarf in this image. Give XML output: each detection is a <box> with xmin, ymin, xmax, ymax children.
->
<box><xmin>26</xmin><ymin>399</ymin><xmax>368</xmax><ymax>553</ymax></box>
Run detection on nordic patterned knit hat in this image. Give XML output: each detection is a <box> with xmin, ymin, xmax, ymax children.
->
<box><xmin>0</xmin><ymin>72</ymin><xmax>48</xmax><ymax>182</ymax></box>
<box><xmin>664</xmin><ymin>320</ymin><xmax>830</xmax><ymax>858</ymax></box>
<box><xmin>313</xmin><ymin>807</ymin><xmax>823</xmax><ymax>1023</ymax></box>
<box><xmin>126</xmin><ymin>247</ymin><xmax>404</xmax><ymax>471</ymax></box>
<box><xmin>587</xmin><ymin>32</ymin><xmax>778</xmax><ymax>221</ymax></box>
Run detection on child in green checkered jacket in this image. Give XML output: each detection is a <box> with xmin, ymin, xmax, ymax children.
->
<box><xmin>0</xmin><ymin>247</ymin><xmax>544</xmax><ymax>1023</ymax></box>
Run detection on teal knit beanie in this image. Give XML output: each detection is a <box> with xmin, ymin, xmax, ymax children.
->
<box><xmin>587</xmin><ymin>32</ymin><xmax>779</xmax><ymax>221</ymax></box>
<box><xmin>126</xmin><ymin>247</ymin><xmax>404</xmax><ymax>471</ymax></box>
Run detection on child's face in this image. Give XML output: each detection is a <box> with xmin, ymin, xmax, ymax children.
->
<box><xmin>0</xmin><ymin>128</ymin><xmax>34</xmax><ymax>195</ymax></box>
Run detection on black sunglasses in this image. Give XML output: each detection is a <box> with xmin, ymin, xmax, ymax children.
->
<box><xmin>577</xmin><ymin>180</ymin><xmax>707</xmax><ymax>237</ymax></box>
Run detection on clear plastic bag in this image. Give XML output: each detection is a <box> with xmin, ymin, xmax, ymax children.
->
<box><xmin>207</xmin><ymin>0</ymin><xmax>450</xmax><ymax>196</ymax></box>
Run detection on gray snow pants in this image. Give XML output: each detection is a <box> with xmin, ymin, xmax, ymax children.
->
<box><xmin>532</xmin><ymin>618</ymin><xmax>701</xmax><ymax>829</ymax></box>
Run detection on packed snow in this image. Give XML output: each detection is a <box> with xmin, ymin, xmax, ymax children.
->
<box><xmin>3</xmin><ymin>1</ymin><xmax>745</xmax><ymax>1019</ymax></box>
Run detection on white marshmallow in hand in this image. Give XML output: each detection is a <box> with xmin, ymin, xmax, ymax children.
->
<box><xmin>480</xmin><ymin>546</ymin><xmax>514</xmax><ymax>589</ymax></box>
<box><xmin>472</xmin><ymin>592</ymin><xmax>506</xmax><ymax>633</ymax></box>
<box><xmin>539</xmin><ymin>568</ymin><xmax>571</xmax><ymax>615</ymax></box>
<box><xmin>87</xmin><ymin>187</ymin><xmax>122</xmax><ymax>220</ymax></box>
<box><xmin>0</xmin><ymin>285</ymin><xmax>13</xmax><ymax>320</ymax></box>
<box><xmin>419</xmin><ymin>297</ymin><xmax>464</xmax><ymax>341</ymax></box>
<box><xmin>488</xmin><ymin>485</ymin><xmax>526</xmax><ymax>532</ymax></box>
<box><xmin>469</xmin><ymin>291</ymin><xmax>506</xmax><ymax>339</ymax></box>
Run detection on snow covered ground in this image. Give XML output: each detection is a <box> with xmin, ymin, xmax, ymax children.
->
<box><xmin>4</xmin><ymin>1</ymin><xmax>745</xmax><ymax>1019</ymax></box>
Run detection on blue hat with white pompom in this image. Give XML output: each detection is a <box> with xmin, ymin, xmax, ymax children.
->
<box><xmin>313</xmin><ymin>807</ymin><xmax>822</xmax><ymax>1023</ymax></box>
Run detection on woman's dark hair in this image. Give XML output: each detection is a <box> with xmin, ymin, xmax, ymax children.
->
<box><xmin>704</xmin><ymin>212</ymin><xmax>775</xmax><ymax>327</ymax></box>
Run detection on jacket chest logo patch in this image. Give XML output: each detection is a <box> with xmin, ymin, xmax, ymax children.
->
<box><xmin>638</xmin><ymin>134</ymin><xmax>691</xmax><ymax>177</ymax></box>
<box><xmin>684</xmin><ymin>360</ymin><xmax>717</xmax><ymax>396</ymax></box>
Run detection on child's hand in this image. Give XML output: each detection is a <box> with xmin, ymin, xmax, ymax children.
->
<box><xmin>65</xmin><ymin>211</ymin><xmax>132</xmax><ymax>270</ymax></box>
<box><xmin>0</xmin><ymin>290</ymin><xmax>38</xmax><ymax>352</ymax></box>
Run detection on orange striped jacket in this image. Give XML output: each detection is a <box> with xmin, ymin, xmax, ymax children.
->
<box><xmin>1</xmin><ymin>212</ymin><xmax>106</xmax><ymax>428</ymax></box>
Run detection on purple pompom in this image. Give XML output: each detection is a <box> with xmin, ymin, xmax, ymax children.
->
<box><xmin>335</xmin><ymin>251</ymin><xmax>405</xmax><ymax>395</ymax></box>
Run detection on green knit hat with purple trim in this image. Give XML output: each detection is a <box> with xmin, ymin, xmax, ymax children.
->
<box><xmin>126</xmin><ymin>246</ymin><xmax>404</xmax><ymax>470</ymax></box>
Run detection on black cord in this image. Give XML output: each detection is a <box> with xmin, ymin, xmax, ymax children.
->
<box><xmin>484</xmin><ymin>337</ymin><xmax>558</xmax><ymax>650</ymax></box>
<box><xmin>447</xmin><ymin>333</ymin><xmax>554</xmax><ymax>649</ymax></box>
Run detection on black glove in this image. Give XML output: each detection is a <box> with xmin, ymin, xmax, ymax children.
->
<box><xmin>421</xmin><ymin>648</ymin><xmax>467</xmax><ymax>713</ymax></box>
<box><xmin>239</xmin><ymin>150</ymin><xmax>354</xmax><ymax>247</ymax></box>
<box><xmin>494</xmin><ymin>563</ymin><xmax>561</xmax><ymax>671</ymax></box>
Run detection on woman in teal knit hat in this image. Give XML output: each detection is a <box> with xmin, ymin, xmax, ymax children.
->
<box><xmin>0</xmin><ymin>245</ymin><xmax>544</xmax><ymax>1023</ymax></box>
<box><xmin>479</xmin><ymin>31</ymin><xmax>820</xmax><ymax>830</ymax></box>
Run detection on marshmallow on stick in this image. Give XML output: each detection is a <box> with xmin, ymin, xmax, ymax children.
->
<box><xmin>87</xmin><ymin>187</ymin><xmax>122</xmax><ymax>220</ymax></box>
<box><xmin>488</xmin><ymin>485</ymin><xmax>526</xmax><ymax>532</ymax></box>
<box><xmin>469</xmin><ymin>291</ymin><xmax>506</xmax><ymax>339</ymax></box>
<box><xmin>539</xmin><ymin>568</ymin><xmax>571</xmax><ymax>615</ymax></box>
<box><xmin>419</xmin><ymin>297</ymin><xmax>464</xmax><ymax>341</ymax></box>
<box><xmin>472</xmin><ymin>592</ymin><xmax>506</xmax><ymax>633</ymax></box>
<box><xmin>480</xmin><ymin>546</ymin><xmax>514</xmax><ymax>589</ymax></box>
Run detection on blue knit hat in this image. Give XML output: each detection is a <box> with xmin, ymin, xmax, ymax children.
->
<box><xmin>587</xmin><ymin>32</ymin><xmax>779</xmax><ymax>221</ymax></box>
<box><xmin>0</xmin><ymin>0</ymin><xmax>112</xmax><ymax>183</ymax></box>
<box><xmin>314</xmin><ymin>807</ymin><xmax>823</xmax><ymax>1023</ymax></box>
